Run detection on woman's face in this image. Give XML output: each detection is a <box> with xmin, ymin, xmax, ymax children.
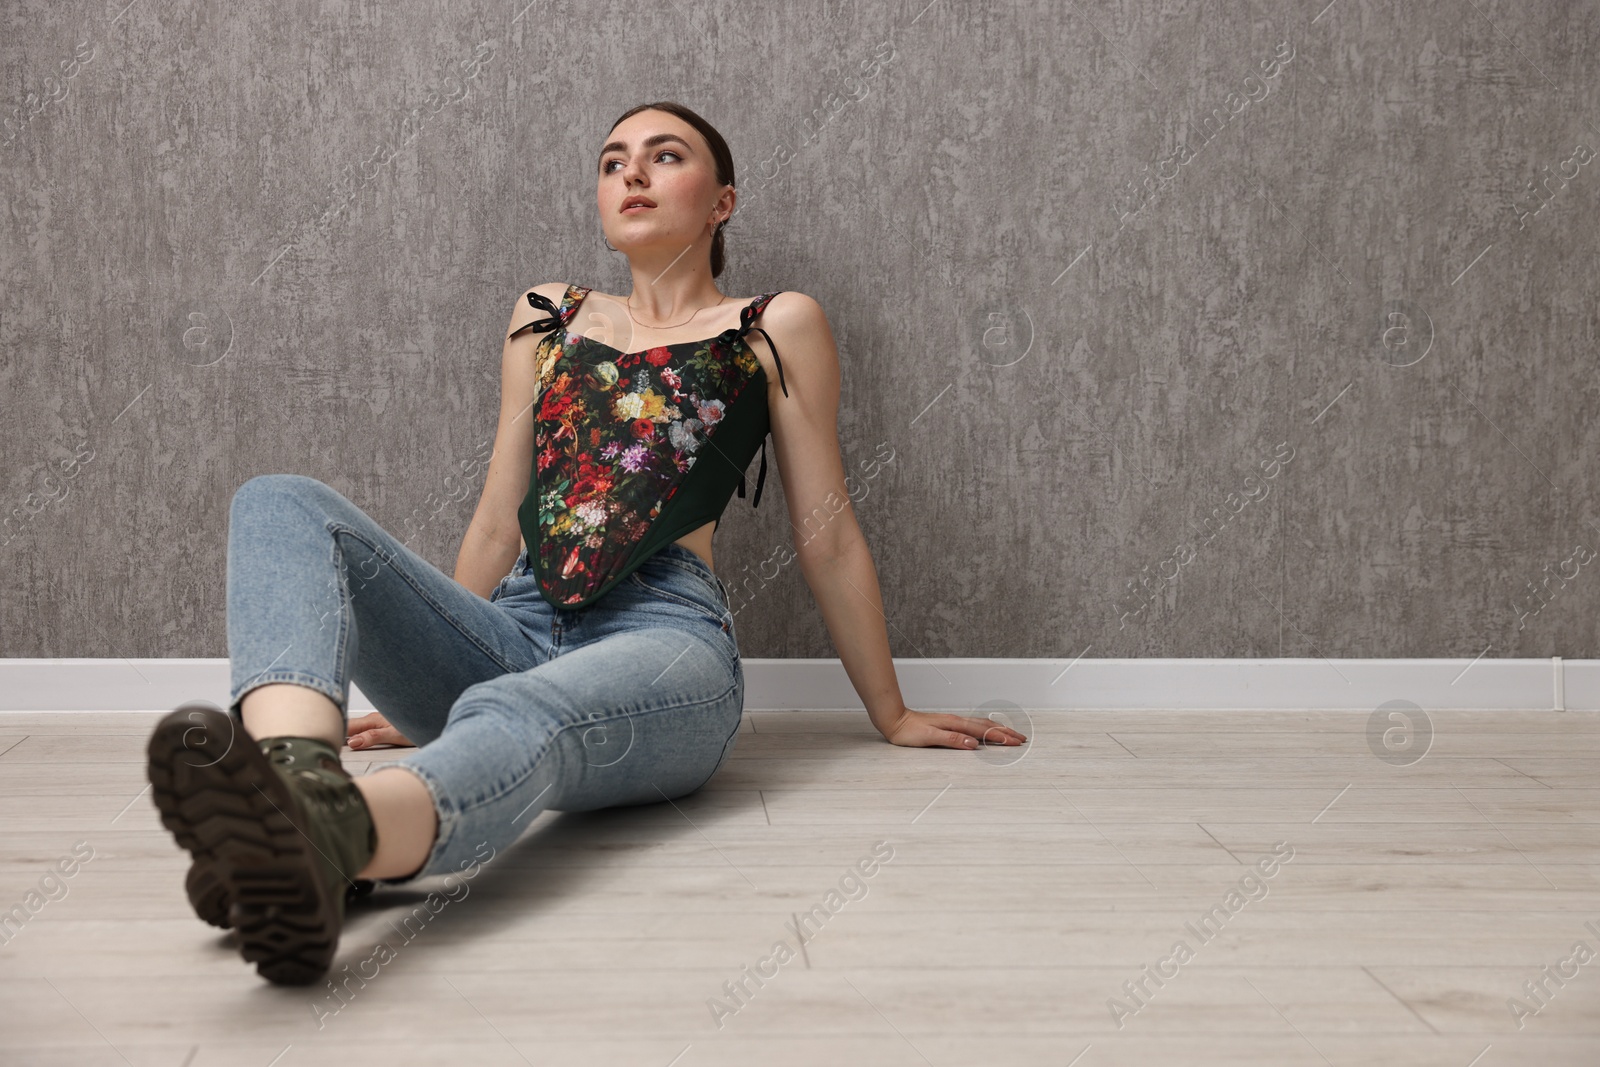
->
<box><xmin>597</xmin><ymin>110</ymin><xmax>728</xmax><ymax>256</ymax></box>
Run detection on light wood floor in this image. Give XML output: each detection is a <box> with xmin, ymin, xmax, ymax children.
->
<box><xmin>0</xmin><ymin>709</ymin><xmax>1596</xmax><ymax>1066</ymax></box>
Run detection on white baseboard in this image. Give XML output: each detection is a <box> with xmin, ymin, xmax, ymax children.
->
<box><xmin>0</xmin><ymin>658</ymin><xmax>1595</xmax><ymax>713</ymax></box>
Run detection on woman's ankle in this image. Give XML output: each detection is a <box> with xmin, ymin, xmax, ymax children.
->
<box><xmin>353</xmin><ymin>766</ymin><xmax>438</xmax><ymax>880</ymax></box>
<box><xmin>240</xmin><ymin>683</ymin><xmax>344</xmax><ymax>749</ymax></box>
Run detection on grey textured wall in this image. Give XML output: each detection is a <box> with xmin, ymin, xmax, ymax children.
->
<box><xmin>3</xmin><ymin>1</ymin><xmax>1598</xmax><ymax>661</ymax></box>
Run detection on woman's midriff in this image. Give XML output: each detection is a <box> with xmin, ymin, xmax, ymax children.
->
<box><xmin>672</xmin><ymin>520</ymin><xmax>717</xmax><ymax>574</ymax></box>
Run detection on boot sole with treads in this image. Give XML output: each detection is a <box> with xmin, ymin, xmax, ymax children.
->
<box><xmin>186</xmin><ymin>853</ymin><xmax>377</xmax><ymax>930</ymax></box>
<box><xmin>147</xmin><ymin>701</ymin><xmax>376</xmax><ymax>985</ymax></box>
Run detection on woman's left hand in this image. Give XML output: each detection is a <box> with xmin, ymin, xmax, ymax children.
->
<box><xmin>347</xmin><ymin>710</ymin><xmax>416</xmax><ymax>750</ymax></box>
<box><xmin>879</xmin><ymin>707</ymin><xmax>1028</xmax><ymax>750</ymax></box>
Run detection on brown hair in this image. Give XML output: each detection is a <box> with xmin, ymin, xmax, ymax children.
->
<box><xmin>606</xmin><ymin>101</ymin><xmax>736</xmax><ymax>278</ymax></box>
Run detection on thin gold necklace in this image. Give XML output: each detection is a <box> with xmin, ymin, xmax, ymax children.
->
<box><xmin>625</xmin><ymin>293</ymin><xmax>729</xmax><ymax>330</ymax></box>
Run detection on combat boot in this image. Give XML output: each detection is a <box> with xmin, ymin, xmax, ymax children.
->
<box><xmin>148</xmin><ymin>702</ymin><xmax>378</xmax><ymax>985</ymax></box>
<box><xmin>185</xmin><ymin>856</ymin><xmax>375</xmax><ymax>930</ymax></box>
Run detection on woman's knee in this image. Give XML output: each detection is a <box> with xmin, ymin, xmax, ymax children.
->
<box><xmin>231</xmin><ymin>474</ymin><xmax>354</xmax><ymax>532</ymax></box>
<box><xmin>232</xmin><ymin>472</ymin><xmax>327</xmax><ymax>513</ymax></box>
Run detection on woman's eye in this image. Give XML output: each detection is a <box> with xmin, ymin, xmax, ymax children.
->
<box><xmin>602</xmin><ymin>150</ymin><xmax>680</xmax><ymax>174</ymax></box>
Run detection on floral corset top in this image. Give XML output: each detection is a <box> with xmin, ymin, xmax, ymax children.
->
<box><xmin>506</xmin><ymin>284</ymin><xmax>789</xmax><ymax>610</ymax></box>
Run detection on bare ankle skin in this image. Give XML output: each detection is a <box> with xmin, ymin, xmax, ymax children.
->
<box><xmin>353</xmin><ymin>767</ymin><xmax>438</xmax><ymax>880</ymax></box>
<box><xmin>239</xmin><ymin>684</ymin><xmax>343</xmax><ymax>749</ymax></box>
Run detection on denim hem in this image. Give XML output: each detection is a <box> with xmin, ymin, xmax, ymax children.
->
<box><xmin>377</xmin><ymin>755</ymin><xmax>459</xmax><ymax>885</ymax></box>
<box><xmin>228</xmin><ymin>671</ymin><xmax>346</xmax><ymax>723</ymax></box>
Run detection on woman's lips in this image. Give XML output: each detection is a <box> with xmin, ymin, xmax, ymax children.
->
<box><xmin>621</xmin><ymin>203</ymin><xmax>654</xmax><ymax>214</ymax></box>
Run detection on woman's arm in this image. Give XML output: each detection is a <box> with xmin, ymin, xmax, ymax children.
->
<box><xmin>453</xmin><ymin>281</ymin><xmax>568</xmax><ymax>598</ymax></box>
<box><xmin>758</xmin><ymin>294</ymin><xmax>1026</xmax><ymax>751</ymax></box>
<box><xmin>348</xmin><ymin>285</ymin><xmax>565</xmax><ymax>752</ymax></box>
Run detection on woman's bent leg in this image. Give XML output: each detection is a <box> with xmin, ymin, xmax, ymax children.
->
<box><xmin>152</xmin><ymin>472</ymin><xmax>560</xmax><ymax>978</ymax></box>
<box><xmin>225</xmin><ymin>472</ymin><xmax>552</xmax><ymax>747</ymax></box>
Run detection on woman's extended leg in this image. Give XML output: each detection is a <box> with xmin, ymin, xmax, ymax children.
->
<box><xmin>377</xmin><ymin>544</ymin><xmax>746</xmax><ymax>884</ymax></box>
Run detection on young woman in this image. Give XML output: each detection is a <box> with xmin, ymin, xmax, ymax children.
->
<box><xmin>145</xmin><ymin>100</ymin><xmax>1025</xmax><ymax>986</ymax></box>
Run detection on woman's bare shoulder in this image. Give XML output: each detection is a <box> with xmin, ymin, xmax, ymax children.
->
<box><xmin>744</xmin><ymin>291</ymin><xmax>836</xmax><ymax>390</ymax></box>
<box><xmin>762</xmin><ymin>289</ymin><xmax>822</xmax><ymax>313</ymax></box>
<box><xmin>759</xmin><ymin>291</ymin><xmax>829</xmax><ymax>339</ymax></box>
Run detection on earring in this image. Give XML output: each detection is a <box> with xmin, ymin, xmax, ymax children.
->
<box><xmin>603</xmin><ymin>235</ymin><xmax>619</xmax><ymax>252</ymax></box>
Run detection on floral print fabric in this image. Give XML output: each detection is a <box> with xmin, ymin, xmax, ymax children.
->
<box><xmin>518</xmin><ymin>285</ymin><xmax>781</xmax><ymax>608</ymax></box>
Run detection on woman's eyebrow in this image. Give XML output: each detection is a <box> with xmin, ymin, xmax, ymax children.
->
<box><xmin>598</xmin><ymin>133</ymin><xmax>693</xmax><ymax>160</ymax></box>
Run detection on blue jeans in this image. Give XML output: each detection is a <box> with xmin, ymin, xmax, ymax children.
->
<box><xmin>224</xmin><ymin>474</ymin><xmax>745</xmax><ymax>884</ymax></box>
